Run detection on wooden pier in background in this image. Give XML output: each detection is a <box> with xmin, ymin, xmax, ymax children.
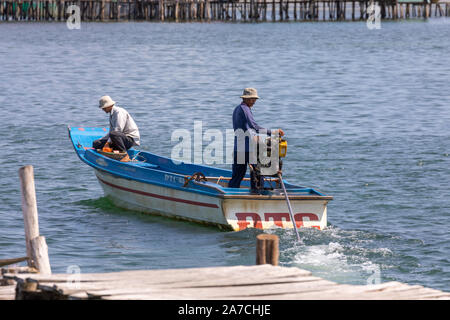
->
<box><xmin>0</xmin><ymin>0</ymin><xmax>449</xmax><ymax>22</ymax></box>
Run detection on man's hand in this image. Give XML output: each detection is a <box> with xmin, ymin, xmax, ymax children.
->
<box><xmin>276</xmin><ymin>129</ymin><xmax>285</xmax><ymax>137</ymax></box>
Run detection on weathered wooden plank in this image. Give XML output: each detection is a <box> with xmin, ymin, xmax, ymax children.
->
<box><xmin>8</xmin><ymin>269</ymin><xmax>320</xmax><ymax>299</ymax></box>
<box><xmin>0</xmin><ymin>285</ymin><xmax>16</xmax><ymax>300</ymax></box>
<box><xmin>0</xmin><ymin>257</ymin><xmax>29</xmax><ymax>268</ymax></box>
<box><xmin>5</xmin><ymin>265</ymin><xmax>311</xmax><ymax>283</ymax></box>
<box><xmin>28</xmin><ymin>276</ymin><xmax>323</xmax><ymax>297</ymax></box>
<box><xmin>7</xmin><ymin>265</ymin><xmax>450</xmax><ymax>300</ymax></box>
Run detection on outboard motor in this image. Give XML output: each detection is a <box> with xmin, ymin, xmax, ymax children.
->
<box><xmin>249</xmin><ymin>136</ymin><xmax>287</xmax><ymax>191</ymax></box>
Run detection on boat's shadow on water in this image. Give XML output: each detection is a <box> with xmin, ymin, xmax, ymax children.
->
<box><xmin>75</xmin><ymin>196</ymin><xmax>226</xmax><ymax>233</ymax></box>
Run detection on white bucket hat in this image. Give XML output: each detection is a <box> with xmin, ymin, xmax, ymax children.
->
<box><xmin>99</xmin><ymin>96</ymin><xmax>116</xmax><ymax>109</ymax></box>
<box><xmin>240</xmin><ymin>88</ymin><xmax>260</xmax><ymax>99</ymax></box>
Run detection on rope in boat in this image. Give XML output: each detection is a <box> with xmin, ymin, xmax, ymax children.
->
<box><xmin>183</xmin><ymin>172</ymin><xmax>208</xmax><ymax>187</ymax></box>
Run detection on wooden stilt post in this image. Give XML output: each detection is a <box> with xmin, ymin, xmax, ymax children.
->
<box><xmin>205</xmin><ymin>0</ymin><xmax>210</xmax><ymax>19</ymax></box>
<box><xmin>263</xmin><ymin>0</ymin><xmax>267</xmax><ymax>19</ymax></box>
<box><xmin>19</xmin><ymin>165</ymin><xmax>51</xmax><ymax>275</ymax></box>
<box><xmin>231</xmin><ymin>0</ymin><xmax>235</xmax><ymax>20</ymax></box>
<box><xmin>285</xmin><ymin>0</ymin><xmax>289</xmax><ymax>20</ymax></box>
<box><xmin>298</xmin><ymin>0</ymin><xmax>301</xmax><ymax>19</ymax></box>
<box><xmin>279</xmin><ymin>0</ymin><xmax>283</xmax><ymax>19</ymax></box>
<box><xmin>293</xmin><ymin>0</ymin><xmax>296</xmax><ymax>20</ymax></box>
<box><xmin>394</xmin><ymin>0</ymin><xmax>398</xmax><ymax>19</ymax></box>
<box><xmin>175</xmin><ymin>0</ymin><xmax>179</xmax><ymax>20</ymax></box>
<box><xmin>159</xmin><ymin>0</ymin><xmax>164</xmax><ymax>20</ymax></box>
<box><xmin>100</xmin><ymin>0</ymin><xmax>104</xmax><ymax>20</ymax></box>
<box><xmin>322</xmin><ymin>1</ymin><xmax>325</xmax><ymax>20</ymax></box>
<box><xmin>256</xmin><ymin>234</ymin><xmax>279</xmax><ymax>266</ymax></box>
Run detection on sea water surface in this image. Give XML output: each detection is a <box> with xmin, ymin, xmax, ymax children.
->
<box><xmin>0</xmin><ymin>20</ymin><xmax>449</xmax><ymax>292</ymax></box>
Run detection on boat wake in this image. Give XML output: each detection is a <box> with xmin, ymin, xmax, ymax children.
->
<box><xmin>259</xmin><ymin>225</ymin><xmax>400</xmax><ymax>285</ymax></box>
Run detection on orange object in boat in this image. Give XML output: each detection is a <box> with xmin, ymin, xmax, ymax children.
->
<box><xmin>102</xmin><ymin>147</ymin><xmax>113</xmax><ymax>153</ymax></box>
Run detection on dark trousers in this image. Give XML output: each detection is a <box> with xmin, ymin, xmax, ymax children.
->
<box><xmin>228</xmin><ymin>152</ymin><xmax>263</xmax><ymax>190</ymax></box>
<box><xmin>92</xmin><ymin>131</ymin><xmax>134</xmax><ymax>152</ymax></box>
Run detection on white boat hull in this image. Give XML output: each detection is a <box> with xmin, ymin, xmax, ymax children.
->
<box><xmin>95</xmin><ymin>169</ymin><xmax>328</xmax><ymax>231</ymax></box>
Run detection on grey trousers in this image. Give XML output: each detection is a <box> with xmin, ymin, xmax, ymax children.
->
<box><xmin>92</xmin><ymin>131</ymin><xmax>134</xmax><ymax>152</ymax></box>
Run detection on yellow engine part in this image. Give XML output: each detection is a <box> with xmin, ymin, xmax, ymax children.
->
<box><xmin>279</xmin><ymin>139</ymin><xmax>287</xmax><ymax>158</ymax></box>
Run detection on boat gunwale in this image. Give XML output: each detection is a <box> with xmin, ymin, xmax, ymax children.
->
<box><xmin>95</xmin><ymin>166</ymin><xmax>333</xmax><ymax>201</ymax></box>
<box><xmin>221</xmin><ymin>194</ymin><xmax>334</xmax><ymax>200</ymax></box>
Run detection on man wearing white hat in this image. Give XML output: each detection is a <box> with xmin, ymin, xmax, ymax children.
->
<box><xmin>92</xmin><ymin>96</ymin><xmax>140</xmax><ymax>162</ymax></box>
<box><xmin>228</xmin><ymin>88</ymin><xmax>284</xmax><ymax>190</ymax></box>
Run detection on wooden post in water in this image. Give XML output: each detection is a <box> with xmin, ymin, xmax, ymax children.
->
<box><xmin>30</xmin><ymin>236</ymin><xmax>51</xmax><ymax>274</ymax></box>
<box><xmin>19</xmin><ymin>165</ymin><xmax>52</xmax><ymax>275</ymax></box>
<box><xmin>256</xmin><ymin>234</ymin><xmax>279</xmax><ymax>266</ymax></box>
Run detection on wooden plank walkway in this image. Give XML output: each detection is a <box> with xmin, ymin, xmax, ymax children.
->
<box><xmin>4</xmin><ymin>265</ymin><xmax>450</xmax><ymax>300</ymax></box>
<box><xmin>0</xmin><ymin>274</ymin><xmax>16</xmax><ymax>300</ymax></box>
<box><xmin>0</xmin><ymin>285</ymin><xmax>16</xmax><ymax>300</ymax></box>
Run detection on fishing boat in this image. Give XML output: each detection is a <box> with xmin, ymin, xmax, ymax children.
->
<box><xmin>69</xmin><ymin>127</ymin><xmax>333</xmax><ymax>231</ymax></box>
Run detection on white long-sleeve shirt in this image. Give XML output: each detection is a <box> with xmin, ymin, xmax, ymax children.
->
<box><xmin>106</xmin><ymin>106</ymin><xmax>140</xmax><ymax>146</ymax></box>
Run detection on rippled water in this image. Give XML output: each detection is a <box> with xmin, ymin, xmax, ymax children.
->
<box><xmin>0</xmin><ymin>20</ymin><xmax>449</xmax><ymax>292</ymax></box>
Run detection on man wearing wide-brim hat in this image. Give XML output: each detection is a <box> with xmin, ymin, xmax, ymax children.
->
<box><xmin>92</xmin><ymin>96</ymin><xmax>140</xmax><ymax>162</ymax></box>
<box><xmin>228</xmin><ymin>88</ymin><xmax>284</xmax><ymax>190</ymax></box>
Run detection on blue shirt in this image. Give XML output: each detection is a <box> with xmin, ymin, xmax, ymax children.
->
<box><xmin>233</xmin><ymin>103</ymin><xmax>271</xmax><ymax>152</ymax></box>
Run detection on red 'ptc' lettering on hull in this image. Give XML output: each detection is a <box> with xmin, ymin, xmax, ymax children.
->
<box><xmin>294</xmin><ymin>213</ymin><xmax>319</xmax><ymax>228</ymax></box>
<box><xmin>235</xmin><ymin>212</ymin><xmax>321</xmax><ymax>230</ymax></box>
<box><xmin>264</xmin><ymin>213</ymin><xmax>291</xmax><ymax>228</ymax></box>
<box><xmin>236</xmin><ymin>213</ymin><xmax>262</xmax><ymax>230</ymax></box>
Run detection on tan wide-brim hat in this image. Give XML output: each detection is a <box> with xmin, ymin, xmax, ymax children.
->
<box><xmin>240</xmin><ymin>88</ymin><xmax>260</xmax><ymax>99</ymax></box>
<box><xmin>99</xmin><ymin>95</ymin><xmax>116</xmax><ymax>109</ymax></box>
